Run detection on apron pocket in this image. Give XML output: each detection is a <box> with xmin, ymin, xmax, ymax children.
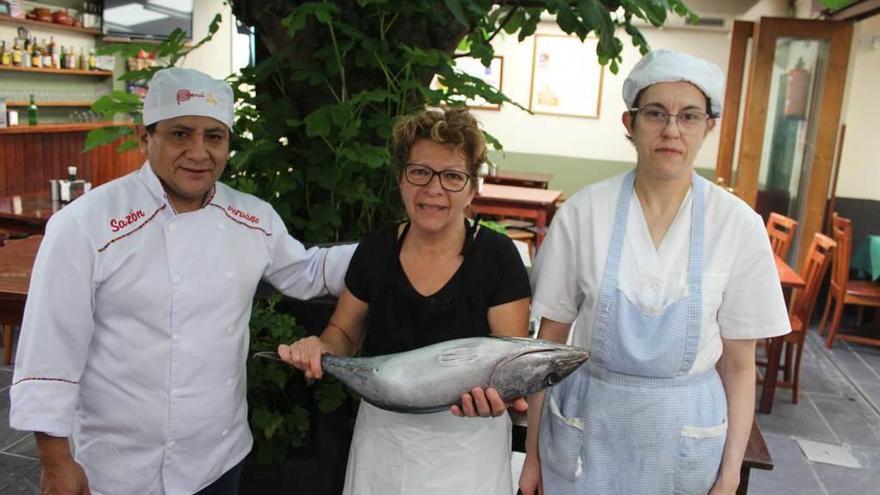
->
<box><xmin>673</xmin><ymin>420</ymin><xmax>727</xmax><ymax>494</ymax></box>
<box><xmin>539</xmin><ymin>393</ymin><xmax>585</xmax><ymax>482</ymax></box>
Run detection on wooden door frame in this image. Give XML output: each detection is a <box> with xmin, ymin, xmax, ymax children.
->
<box><xmin>715</xmin><ymin>20</ymin><xmax>754</xmax><ymax>186</ymax></box>
<box><xmin>733</xmin><ymin>17</ymin><xmax>853</xmax><ymax>266</ymax></box>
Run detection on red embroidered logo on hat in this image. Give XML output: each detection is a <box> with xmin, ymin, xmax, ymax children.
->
<box><xmin>176</xmin><ymin>89</ymin><xmax>205</xmax><ymax>105</ymax></box>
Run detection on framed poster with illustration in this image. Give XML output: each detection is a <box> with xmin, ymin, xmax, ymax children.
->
<box><xmin>432</xmin><ymin>55</ymin><xmax>504</xmax><ymax>110</ymax></box>
<box><xmin>529</xmin><ymin>34</ymin><xmax>603</xmax><ymax>118</ymax></box>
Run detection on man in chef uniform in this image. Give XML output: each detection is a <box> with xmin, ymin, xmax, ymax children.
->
<box><xmin>9</xmin><ymin>67</ymin><xmax>356</xmax><ymax>495</ymax></box>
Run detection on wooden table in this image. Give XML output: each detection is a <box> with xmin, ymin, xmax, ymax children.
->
<box><xmin>0</xmin><ymin>235</ymin><xmax>42</xmax><ymax>364</ymax></box>
<box><xmin>759</xmin><ymin>256</ymin><xmax>807</xmax><ymax>414</ymax></box>
<box><xmin>738</xmin><ymin>419</ymin><xmax>773</xmax><ymax>494</ymax></box>
<box><xmin>0</xmin><ymin>192</ymin><xmax>60</xmax><ymax>235</ymax></box>
<box><xmin>470</xmin><ymin>184</ymin><xmax>562</xmax><ymax>248</ymax></box>
<box><xmin>483</xmin><ymin>170</ymin><xmax>553</xmax><ymax>189</ymax></box>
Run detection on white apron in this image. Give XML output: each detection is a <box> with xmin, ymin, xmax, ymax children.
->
<box><xmin>342</xmin><ymin>401</ymin><xmax>513</xmax><ymax>495</ymax></box>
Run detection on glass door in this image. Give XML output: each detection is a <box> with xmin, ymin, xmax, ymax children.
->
<box><xmin>716</xmin><ymin>17</ymin><xmax>853</xmax><ymax>265</ymax></box>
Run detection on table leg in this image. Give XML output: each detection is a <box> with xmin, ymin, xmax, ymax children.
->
<box><xmin>534</xmin><ymin>210</ymin><xmax>548</xmax><ymax>249</ymax></box>
<box><xmin>760</xmin><ymin>335</ymin><xmax>783</xmax><ymax>414</ymax></box>
<box><xmin>736</xmin><ymin>466</ymin><xmax>751</xmax><ymax>495</ymax></box>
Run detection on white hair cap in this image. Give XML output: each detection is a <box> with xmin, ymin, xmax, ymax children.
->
<box><xmin>622</xmin><ymin>49</ymin><xmax>724</xmax><ymax>117</ymax></box>
<box><xmin>143</xmin><ymin>67</ymin><xmax>234</xmax><ymax>129</ymax></box>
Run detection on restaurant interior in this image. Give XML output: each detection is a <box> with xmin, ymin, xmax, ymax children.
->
<box><xmin>1</xmin><ymin>0</ymin><xmax>880</xmax><ymax>494</ymax></box>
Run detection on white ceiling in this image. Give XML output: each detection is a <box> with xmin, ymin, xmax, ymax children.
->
<box><xmin>683</xmin><ymin>0</ymin><xmax>764</xmax><ymax>16</ymax></box>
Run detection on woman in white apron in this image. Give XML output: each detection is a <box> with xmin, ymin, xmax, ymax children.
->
<box><xmin>520</xmin><ymin>50</ymin><xmax>791</xmax><ymax>494</ymax></box>
<box><xmin>278</xmin><ymin>107</ymin><xmax>532</xmax><ymax>495</ymax></box>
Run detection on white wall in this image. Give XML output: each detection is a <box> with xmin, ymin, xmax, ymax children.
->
<box><xmin>836</xmin><ymin>15</ymin><xmax>880</xmax><ymax>201</ymax></box>
<box><xmin>179</xmin><ymin>0</ymin><xmax>235</xmax><ymax>79</ymax></box>
<box><xmin>474</xmin><ymin>23</ymin><xmax>730</xmax><ymax>170</ymax></box>
<box><xmin>741</xmin><ymin>0</ymin><xmax>790</xmax><ymax>20</ymax></box>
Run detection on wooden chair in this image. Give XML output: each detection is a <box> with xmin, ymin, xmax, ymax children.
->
<box><xmin>819</xmin><ymin>213</ymin><xmax>880</xmax><ymax>348</ymax></box>
<box><xmin>760</xmin><ymin>233</ymin><xmax>835</xmax><ymax>404</ymax></box>
<box><xmin>767</xmin><ymin>212</ymin><xmax>799</xmax><ymax>259</ymax></box>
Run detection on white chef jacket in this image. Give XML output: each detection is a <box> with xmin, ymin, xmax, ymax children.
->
<box><xmin>531</xmin><ymin>172</ymin><xmax>791</xmax><ymax>374</ymax></box>
<box><xmin>10</xmin><ymin>162</ymin><xmax>356</xmax><ymax>495</ymax></box>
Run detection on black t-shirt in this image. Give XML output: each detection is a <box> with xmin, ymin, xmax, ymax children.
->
<box><xmin>345</xmin><ymin>222</ymin><xmax>531</xmax><ymax>357</ymax></box>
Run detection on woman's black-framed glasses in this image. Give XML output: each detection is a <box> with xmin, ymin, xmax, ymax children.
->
<box><xmin>404</xmin><ymin>164</ymin><xmax>473</xmax><ymax>192</ymax></box>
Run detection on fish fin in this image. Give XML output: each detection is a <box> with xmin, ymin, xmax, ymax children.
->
<box><xmin>253</xmin><ymin>351</ymin><xmax>284</xmax><ymax>362</ymax></box>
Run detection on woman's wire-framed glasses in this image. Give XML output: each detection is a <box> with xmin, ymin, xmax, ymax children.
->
<box><xmin>404</xmin><ymin>163</ymin><xmax>473</xmax><ymax>192</ymax></box>
<box><xmin>630</xmin><ymin>105</ymin><xmax>714</xmax><ymax>131</ymax></box>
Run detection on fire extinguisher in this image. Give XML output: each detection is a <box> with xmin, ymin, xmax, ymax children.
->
<box><xmin>784</xmin><ymin>57</ymin><xmax>810</xmax><ymax>119</ymax></box>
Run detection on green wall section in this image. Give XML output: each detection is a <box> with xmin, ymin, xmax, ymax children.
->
<box><xmin>488</xmin><ymin>150</ymin><xmax>715</xmax><ymax>197</ymax></box>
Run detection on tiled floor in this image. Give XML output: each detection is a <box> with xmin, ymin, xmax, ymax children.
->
<box><xmin>2</xmin><ymin>325</ymin><xmax>880</xmax><ymax>494</ymax></box>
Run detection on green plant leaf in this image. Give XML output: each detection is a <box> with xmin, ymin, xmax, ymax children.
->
<box><xmin>83</xmin><ymin>126</ymin><xmax>135</xmax><ymax>152</ymax></box>
<box><xmin>444</xmin><ymin>0</ymin><xmax>469</xmax><ymax>27</ymax></box>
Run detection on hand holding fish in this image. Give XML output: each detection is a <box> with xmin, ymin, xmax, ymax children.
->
<box><xmin>450</xmin><ymin>387</ymin><xmax>528</xmax><ymax>417</ymax></box>
<box><xmin>277</xmin><ymin>336</ymin><xmax>329</xmax><ymax>380</ymax></box>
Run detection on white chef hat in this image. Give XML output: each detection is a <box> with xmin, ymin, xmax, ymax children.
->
<box><xmin>143</xmin><ymin>67</ymin><xmax>234</xmax><ymax>129</ymax></box>
<box><xmin>622</xmin><ymin>49</ymin><xmax>724</xmax><ymax>117</ymax></box>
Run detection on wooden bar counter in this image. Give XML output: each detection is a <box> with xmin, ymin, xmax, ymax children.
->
<box><xmin>0</xmin><ymin>122</ymin><xmax>144</xmax><ymax>197</ymax></box>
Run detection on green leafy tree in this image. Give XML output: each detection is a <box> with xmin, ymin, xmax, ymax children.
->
<box><xmin>86</xmin><ymin>0</ymin><xmax>696</xmax><ymax>463</ymax></box>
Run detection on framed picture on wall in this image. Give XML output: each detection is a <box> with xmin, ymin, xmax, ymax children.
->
<box><xmin>431</xmin><ymin>55</ymin><xmax>504</xmax><ymax>111</ymax></box>
<box><xmin>529</xmin><ymin>34</ymin><xmax>603</xmax><ymax>118</ymax></box>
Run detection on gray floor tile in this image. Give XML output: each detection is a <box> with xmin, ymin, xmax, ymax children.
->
<box><xmin>758</xmin><ymin>396</ymin><xmax>837</xmax><ymax>444</ymax></box>
<box><xmin>811</xmin><ymin>445</ymin><xmax>880</xmax><ymax>495</ymax></box>
<box><xmin>0</xmin><ymin>407</ymin><xmax>30</xmax><ymax>452</ymax></box>
<box><xmin>811</xmin><ymin>394</ymin><xmax>880</xmax><ymax>448</ymax></box>
<box><xmin>749</xmin><ymin>432</ymin><xmax>825</xmax><ymax>495</ymax></box>
<box><xmin>0</xmin><ymin>453</ymin><xmax>39</xmax><ymax>495</ymax></box>
<box><xmin>1</xmin><ymin>386</ymin><xmax>9</xmax><ymax>410</ymax></box>
<box><xmin>860</xmin><ymin>382</ymin><xmax>880</xmax><ymax>411</ymax></box>
<box><xmin>0</xmin><ymin>369</ymin><xmax>12</xmax><ymax>389</ymax></box>
<box><xmin>824</xmin><ymin>346</ymin><xmax>880</xmax><ymax>385</ymax></box>
<box><xmin>798</xmin><ymin>358</ymin><xmax>852</xmax><ymax>397</ymax></box>
<box><xmin>4</xmin><ymin>434</ymin><xmax>37</xmax><ymax>459</ymax></box>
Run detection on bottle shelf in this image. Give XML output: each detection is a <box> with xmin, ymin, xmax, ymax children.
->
<box><xmin>0</xmin><ymin>15</ymin><xmax>103</xmax><ymax>36</ymax></box>
<box><xmin>6</xmin><ymin>100</ymin><xmax>93</xmax><ymax>107</ymax></box>
<box><xmin>0</xmin><ymin>65</ymin><xmax>111</xmax><ymax>77</ymax></box>
<box><xmin>0</xmin><ymin>121</ymin><xmax>122</xmax><ymax>134</ymax></box>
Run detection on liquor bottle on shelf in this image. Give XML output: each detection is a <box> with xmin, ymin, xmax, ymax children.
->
<box><xmin>11</xmin><ymin>38</ymin><xmax>23</xmax><ymax>66</ymax></box>
<box><xmin>31</xmin><ymin>38</ymin><xmax>43</xmax><ymax>68</ymax></box>
<box><xmin>79</xmin><ymin>47</ymin><xmax>87</xmax><ymax>71</ymax></box>
<box><xmin>22</xmin><ymin>37</ymin><xmax>31</xmax><ymax>68</ymax></box>
<box><xmin>49</xmin><ymin>36</ymin><xmax>59</xmax><ymax>69</ymax></box>
<box><xmin>0</xmin><ymin>41</ymin><xmax>9</xmax><ymax>66</ymax></box>
<box><xmin>27</xmin><ymin>95</ymin><xmax>38</xmax><ymax>126</ymax></box>
<box><xmin>41</xmin><ymin>39</ymin><xmax>51</xmax><ymax>68</ymax></box>
<box><xmin>88</xmin><ymin>48</ymin><xmax>97</xmax><ymax>70</ymax></box>
<box><xmin>67</xmin><ymin>46</ymin><xmax>76</xmax><ymax>69</ymax></box>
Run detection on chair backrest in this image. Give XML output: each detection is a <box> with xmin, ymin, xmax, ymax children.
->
<box><xmin>767</xmin><ymin>212</ymin><xmax>799</xmax><ymax>259</ymax></box>
<box><xmin>829</xmin><ymin>213</ymin><xmax>853</xmax><ymax>294</ymax></box>
<box><xmin>789</xmin><ymin>233</ymin><xmax>836</xmax><ymax>327</ymax></box>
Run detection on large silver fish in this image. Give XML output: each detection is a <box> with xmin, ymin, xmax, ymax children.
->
<box><xmin>255</xmin><ymin>336</ymin><xmax>589</xmax><ymax>414</ymax></box>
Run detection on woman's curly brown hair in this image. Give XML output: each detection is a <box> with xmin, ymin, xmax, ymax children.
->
<box><xmin>391</xmin><ymin>107</ymin><xmax>487</xmax><ymax>185</ymax></box>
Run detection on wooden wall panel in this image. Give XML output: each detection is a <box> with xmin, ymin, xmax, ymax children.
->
<box><xmin>0</xmin><ymin>130</ymin><xmax>144</xmax><ymax>196</ymax></box>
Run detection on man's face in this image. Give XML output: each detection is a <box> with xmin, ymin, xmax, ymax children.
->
<box><xmin>140</xmin><ymin>116</ymin><xmax>230</xmax><ymax>212</ymax></box>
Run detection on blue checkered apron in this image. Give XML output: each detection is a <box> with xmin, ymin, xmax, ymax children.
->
<box><xmin>540</xmin><ymin>171</ymin><xmax>727</xmax><ymax>494</ymax></box>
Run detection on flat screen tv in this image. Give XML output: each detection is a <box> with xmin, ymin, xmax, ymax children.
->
<box><xmin>103</xmin><ymin>0</ymin><xmax>194</xmax><ymax>40</ymax></box>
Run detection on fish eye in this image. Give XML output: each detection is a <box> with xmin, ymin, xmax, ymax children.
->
<box><xmin>546</xmin><ymin>372</ymin><xmax>562</xmax><ymax>386</ymax></box>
